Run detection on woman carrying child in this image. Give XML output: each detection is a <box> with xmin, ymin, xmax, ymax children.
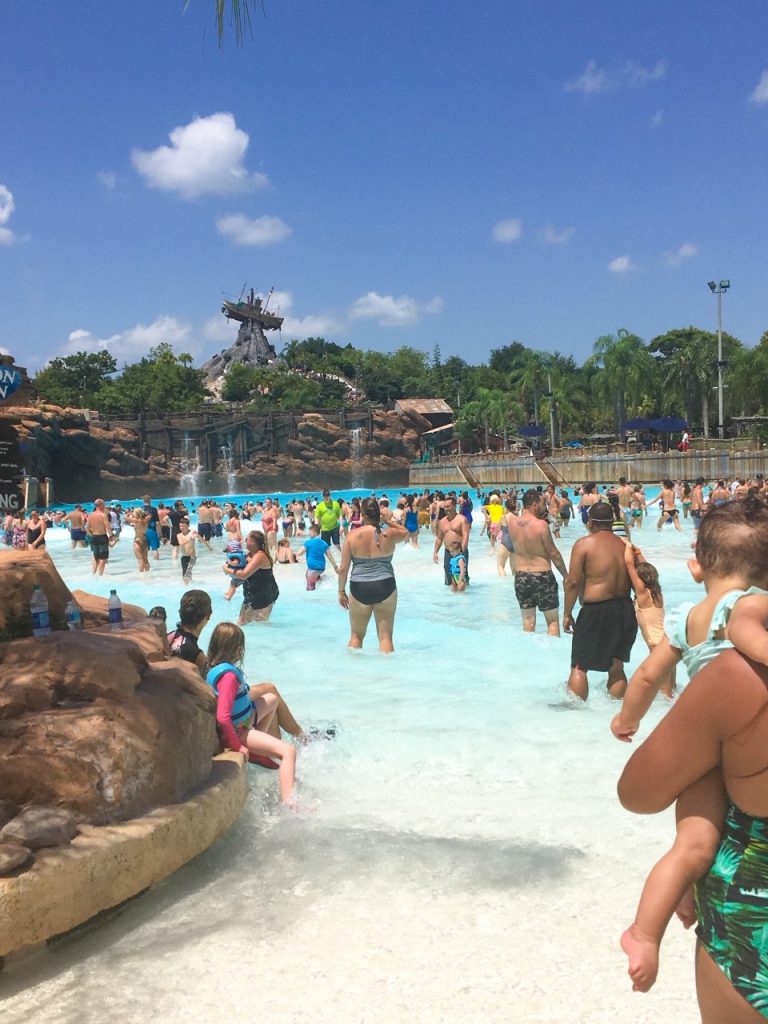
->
<box><xmin>613</xmin><ymin>497</ymin><xmax>768</xmax><ymax>998</ymax></box>
<box><xmin>225</xmin><ymin>529</ymin><xmax>279</xmax><ymax>623</ymax></box>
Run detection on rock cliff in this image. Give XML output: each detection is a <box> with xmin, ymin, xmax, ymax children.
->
<box><xmin>0</xmin><ymin>552</ymin><xmax>218</xmax><ymax>825</ymax></box>
<box><xmin>1</xmin><ymin>403</ymin><xmax>420</xmax><ymax>501</ymax></box>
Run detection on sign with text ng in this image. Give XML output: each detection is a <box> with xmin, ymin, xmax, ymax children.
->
<box><xmin>0</xmin><ymin>419</ymin><xmax>23</xmax><ymax>512</ymax></box>
<box><xmin>0</xmin><ymin>365</ymin><xmax>22</xmax><ymax>402</ymax></box>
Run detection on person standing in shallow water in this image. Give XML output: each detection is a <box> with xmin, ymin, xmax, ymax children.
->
<box><xmin>337</xmin><ymin>497</ymin><xmax>409</xmax><ymax>653</ymax></box>
<box><xmin>563</xmin><ymin>502</ymin><xmax>637</xmax><ymax>700</ymax></box>
<box><xmin>225</xmin><ymin>529</ymin><xmax>279</xmax><ymax>624</ymax></box>
<box><xmin>506</xmin><ymin>489</ymin><xmax>567</xmax><ymax>636</ymax></box>
<box><xmin>433</xmin><ymin>494</ymin><xmax>471</xmax><ymax>586</ymax></box>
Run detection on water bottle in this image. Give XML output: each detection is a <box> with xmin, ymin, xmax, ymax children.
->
<box><xmin>30</xmin><ymin>584</ymin><xmax>51</xmax><ymax>637</ymax></box>
<box><xmin>108</xmin><ymin>589</ymin><xmax>123</xmax><ymax>630</ymax></box>
<box><xmin>65</xmin><ymin>598</ymin><xmax>82</xmax><ymax>631</ymax></box>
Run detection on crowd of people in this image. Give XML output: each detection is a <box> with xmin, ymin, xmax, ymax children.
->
<box><xmin>8</xmin><ymin>472</ymin><xmax>768</xmax><ymax>1019</ymax></box>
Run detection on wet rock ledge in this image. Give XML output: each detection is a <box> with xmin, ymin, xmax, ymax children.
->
<box><xmin>0</xmin><ymin>550</ymin><xmax>248</xmax><ymax>961</ymax></box>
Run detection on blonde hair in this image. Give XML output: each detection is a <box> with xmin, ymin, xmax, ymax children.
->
<box><xmin>207</xmin><ymin>622</ymin><xmax>245</xmax><ymax>668</ymax></box>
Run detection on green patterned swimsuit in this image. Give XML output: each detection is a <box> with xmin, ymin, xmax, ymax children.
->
<box><xmin>696</xmin><ymin>805</ymin><xmax>768</xmax><ymax>1018</ymax></box>
<box><xmin>672</xmin><ymin>588</ymin><xmax>768</xmax><ymax>1016</ymax></box>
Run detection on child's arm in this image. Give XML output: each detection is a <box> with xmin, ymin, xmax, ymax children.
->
<box><xmin>216</xmin><ymin>673</ymin><xmax>247</xmax><ymax>754</ymax></box>
<box><xmin>726</xmin><ymin>595</ymin><xmax>768</xmax><ymax>666</ymax></box>
<box><xmin>611</xmin><ymin>637</ymin><xmax>682</xmax><ymax>742</ymax></box>
<box><xmin>623</xmin><ymin>543</ymin><xmax>647</xmax><ymax>598</ymax></box>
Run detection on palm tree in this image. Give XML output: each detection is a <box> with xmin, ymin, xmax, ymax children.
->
<box><xmin>186</xmin><ymin>1</ymin><xmax>262</xmax><ymax>45</ymax></box>
<box><xmin>512</xmin><ymin>351</ymin><xmax>548</xmax><ymax>424</ymax></box>
<box><xmin>588</xmin><ymin>329</ymin><xmax>657</xmax><ymax>437</ymax></box>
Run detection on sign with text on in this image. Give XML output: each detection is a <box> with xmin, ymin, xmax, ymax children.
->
<box><xmin>0</xmin><ymin>365</ymin><xmax>22</xmax><ymax>402</ymax></box>
<box><xmin>0</xmin><ymin>419</ymin><xmax>23</xmax><ymax>512</ymax></box>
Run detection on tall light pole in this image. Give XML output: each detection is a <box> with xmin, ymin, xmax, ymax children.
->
<box><xmin>544</xmin><ymin>370</ymin><xmax>557</xmax><ymax>452</ymax></box>
<box><xmin>707</xmin><ymin>279</ymin><xmax>731</xmax><ymax>440</ymax></box>
<box><xmin>453</xmin><ymin>380</ymin><xmax>462</xmax><ymax>455</ymax></box>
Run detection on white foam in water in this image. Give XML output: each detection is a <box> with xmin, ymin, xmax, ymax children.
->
<box><xmin>3</xmin><ymin>491</ymin><xmax>704</xmax><ymax>1023</ymax></box>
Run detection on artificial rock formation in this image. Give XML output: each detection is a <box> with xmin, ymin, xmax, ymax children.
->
<box><xmin>0</xmin><ymin>621</ymin><xmax>218</xmax><ymax>825</ymax></box>
<box><xmin>0</xmin><ymin>549</ymin><xmax>73</xmax><ymax>638</ymax></box>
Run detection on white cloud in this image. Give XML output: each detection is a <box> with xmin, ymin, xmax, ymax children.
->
<box><xmin>664</xmin><ymin>241</ymin><xmax>698</xmax><ymax>267</ymax></box>
<box><xmin>564</xmin><ymin>60</ymin><xmax>610</xmax><ymax>95</ymax></box>
<box><xmin>538</xmin><ymin>224</ymin><xmax>575</xmax><ymax>245</ymax></box>
<box><xmin>0</xmin><ymin>184</ymin><xmax>16</xmax><ymax>245</ymax></box>
<box><xmin>282</xmin><ymin>313</ymin><xmax>344</xmax><ymax>338</ymax></box>
<box><xmin>650</xmin><ymin>108</ymin><xmax>664</xmax><ymax>127</ymax></box>
<box><xmin>624</xmin><ymin>60</ymin><xmax>667</xmax><ymax>87</ymax></box>
<box><xmin>0</xmin><ymin>346</ymin><xmax>10</xmax><ymax>356</ymax></box>
<box><xmin>750</xmin><ymin>70</ymin><xmax>768</xmax><ymax>104</ymax></box>
<box><xmin>565</xmin><ymin>59</ymin><xmax>667</xmax><ymax>95</ymax></box>
<box><xmin>97</xmin><ymin>171</ymin><xmax>117</xmax><ymax>191</ymax></box>
<box><xmin>61</xmin><ymin>316</ymin><xmax>197</xmax><ymax>363</ymax></box>
<box><xmin>131</xmin><ymin>112</ymin><xmax>268</xmax><ymax>199</ymax></box>
<box><xmin>216</xmin><ymin>213</ymin><xmax>291</xmax><ymax>246</ymax></box>
<box><xmin>492</xmin><ymin>218</ymin><xmax>522</xmax><ymax>243</ymax></box>
<box><xmin>349</xmin><ymin>291</ymin><xmax>443</xmax><ymax>327</ymax></box>
<box><xmin>203</xmin><ymin>316</ymin><xmax>237</xmax><ymax>344</ymax></box>
<box><xmin>608</xmin><ymin>255</ymin><xmax>635</xmax><ymax>274</ymax></box>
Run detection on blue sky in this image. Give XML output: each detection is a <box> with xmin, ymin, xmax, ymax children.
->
<box><xmin>2</xmin><ymin>1</ymin><xmax>767</xmax><ymax>371</ymax></box>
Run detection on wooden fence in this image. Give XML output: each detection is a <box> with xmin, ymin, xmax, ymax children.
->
<box><xmin>409</xmin><ymin>446</ymin><xmax>768</xmax><ymax>489</ymax></box>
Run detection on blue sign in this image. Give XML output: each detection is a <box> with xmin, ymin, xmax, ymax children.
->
<box><xmin>0</xmin><ymin>365</ymin><xmax>21</xmax><ymax>401</ymax></box>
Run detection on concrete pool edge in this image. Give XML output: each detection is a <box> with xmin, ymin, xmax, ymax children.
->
<box><xmin>0</xmin><ymin>753</ymin><xmax>247</xmax><ymax>960</ymax></box>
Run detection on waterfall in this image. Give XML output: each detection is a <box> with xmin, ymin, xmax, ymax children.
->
<box><xmin>350</xmin><ymin>427</ymin><xmax>364</xmax><ymax>488</ymax></box>
<box><xmin>179</xmin><ymin>434</ymin><xmax>202</xmax><ymax>496</ymax></box>
<box><xmin>220</xmin><ymin>439</ymin><xmax>237</xmax><ymax>494</ymax></box>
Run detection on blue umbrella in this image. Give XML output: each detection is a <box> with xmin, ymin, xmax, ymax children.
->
<box><xmin>518</xmin><ymin>425</ymin><xmax>547</xmax><ymax>437</ymax></box>
<box><xmin>648</xmin><ymin>416</ymin><xmax>688</xmax><ymax>432</ymax></box>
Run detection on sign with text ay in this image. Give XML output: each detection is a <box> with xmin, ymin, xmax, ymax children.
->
<box><xmin>0</xmin><ymin>419</ymin><xmax>23</xmax><ymax>512</ymax></box>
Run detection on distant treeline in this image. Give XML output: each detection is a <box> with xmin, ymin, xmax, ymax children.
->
<box><xmin>33</xmin><ymin>327</ymin><xmax>768</xmax><ymax>442</ymax></box>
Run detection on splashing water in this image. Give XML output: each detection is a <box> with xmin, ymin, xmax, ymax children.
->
<box><xmin>179</xmin><ymin>434</ymin><xmax>203</xmax><ymax>496</ymax></box>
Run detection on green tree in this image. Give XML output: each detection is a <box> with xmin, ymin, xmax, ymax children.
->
<box><xmin>489</xmin><ymin>341</ymin><xmax>528</xmax><ymax>376</ymax></box>
<box><xmin>221</xmin><ymin>362</ymin><xmax>254</xmax><ymax>402</ymax></box>
<box><xmin>34</xmin><ymin>350</ymin><xmax>117</xmax><ymax>408</ymax></box>
<box><xmin>588</xmin><ymin>329</ymin><xmax>657</xmax><ymax>437</ymax></box>
<box><xmin>650</xmin><ymin>326</ymin><xmax>742</xmax><ymax>436</ymax></box>
<box><xmin>512</xmin><ymin>350</ymin><xmax>548</xmax><ymax>424</ymax></box>
<box><xmin>98</xmin><ymin>344</ymin><xmax>208</xmax><ymax>414</ymax></box>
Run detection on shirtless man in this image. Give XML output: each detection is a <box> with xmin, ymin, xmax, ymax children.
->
<box><xmin>196</xmin><ymin>501</ymin><xmax>214</xmax><ymax>551</ymax></box>
<box><xmin>433</xmin><ymin>494</ymin><xmax>471</xmax><ymax>586</ymax></box>
<box><xmin>544</xmin><ymin>485</ymin><xmax>563</xmax><ymax>537</ymax></box>
<box><xmin>177</xmin><ymin>519</ymin><xmax>199</xmax><ymax>585</ymax></box>
<box><xmin>86</xmin><ymin>498</ymin><xmax>111</xmax><ymax>576</ymax></box>
<box><xmin>577</xmin><ymin>482</ymin><xmax>600</xmax><ymax>526</ymax></box>
<box><xmin>63</xmin><ymin>505</ymin><xmax>87</xmax><ymax>548</ymax></box>
<box><xmin>616</xmin><ymin>477</ymin><xmax>634</xmax><ymax>530</ymax></box>
<box><xmin>710</xmin><ymin>480</ymin><xmax>730</xmax><ymax>507</ymax></box>
<box><xmin>690</xmin><ymin>477</ymin><xmax>707</xmax><ymax>530</ymax></box>
<box><xmin>506</xmin><ymin>489</ymin><xmax>568</xmax><ymax>636</ymax></box>
<box><xmin>563</xmin><ymin>502</ymin><xmax>637</xmax><ymax>700</ymax></box>
<box><xmin>655</xmin><ymin>478</ymin><xmax>682</xmax><ymax>531</ymax></box>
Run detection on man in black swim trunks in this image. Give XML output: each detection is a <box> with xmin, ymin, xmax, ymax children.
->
<box><xmin>563</xmin><ymin>502</ymin><xmax>637</xmax><ymax>700</ymax></box>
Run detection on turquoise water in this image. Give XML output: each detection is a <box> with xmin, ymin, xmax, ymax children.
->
<box><xmin>2</xmin><ymin>489</ymin><xmax>703</xmax><ymax>1023</ymax></box>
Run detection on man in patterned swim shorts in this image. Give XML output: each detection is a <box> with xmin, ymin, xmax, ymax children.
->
<box><xmin>507</xmin><ymin>489</ymin><xmax>568</xmax><ymax>636</ymax></box>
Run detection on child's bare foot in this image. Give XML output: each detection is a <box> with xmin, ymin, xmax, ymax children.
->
<box><xmin>620</xmin><ymin>924</ymin><xmax>660</xmax><ymax>992</ymax></box>
<box><xmin>675</xmin><ymin>888</ymin><xmax>697</xmax><ymax>929</ymax></box>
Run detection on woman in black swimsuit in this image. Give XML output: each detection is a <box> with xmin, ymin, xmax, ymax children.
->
<box><xmin>25</xmin><ymin>510</ymin><xmax>47</xmax><ymax>550</ymax></box>
<box><xmin>226</xmin><ymin>530</ymin><xmax>279</xmax><ymax>623</ymax></box>
<box><xmin>337</xmin><ymin>497</ymin><xmax>409</xmax><ymax>653</ymax></box>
